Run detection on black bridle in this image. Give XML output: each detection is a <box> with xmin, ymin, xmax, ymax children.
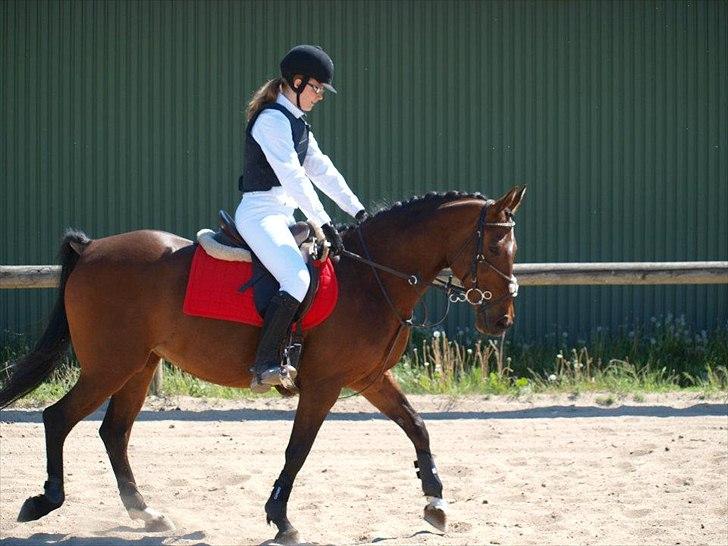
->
<box><xmin>341</xmin><ymin>201</ymin><xmax>518</xmax><ymax>330</ymax></box>
<box><xmin>336</xmin><ymin>201</ymin><xmax>517</xmax><ymax>399</ymax></box>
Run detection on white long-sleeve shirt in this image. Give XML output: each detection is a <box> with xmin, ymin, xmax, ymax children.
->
<box><xmin>249</xmin><ymin>93</ymin><xmax>364</xmax><ymax>226</ymax></box>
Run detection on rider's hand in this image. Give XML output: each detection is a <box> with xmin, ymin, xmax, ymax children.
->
<box><xmin>321</xmin><ymin>223</ymin><xmax>344</xmax><ymax>256</ymax></box>
<box><xmin>355</xmin><ymin>210</ymin><xmax>369</xmax><ymax>224</ymax></box>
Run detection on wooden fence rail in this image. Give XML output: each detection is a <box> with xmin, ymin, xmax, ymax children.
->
<box><xmin>3</xmin><ymin>262</ymin><xmax>728</xmax><ymax>290</ymax></box>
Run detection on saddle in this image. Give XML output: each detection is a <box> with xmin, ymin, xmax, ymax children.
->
<box><xmin>202</xmin><ymin>210</ymin><xmax>327</xmax><ymax>321</ymax></box>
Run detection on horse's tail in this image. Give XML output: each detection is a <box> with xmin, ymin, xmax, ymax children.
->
<box><xmin>0</xmin><ymin>229</ymin><xmax>92</xmax><ymax>409</ymax></box>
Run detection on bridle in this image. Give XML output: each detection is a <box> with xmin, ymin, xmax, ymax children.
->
<box><xmin>337</xmin><ymin>200</ymin><xmax>517</xmax><ymax>399</ymax></box>
<box><xmin>443</xmin><ymin>201</ymin><xmax>519</xmax><ymax>308</ymax></box>
<box><xmin>343</xmin><ymin>200</ymin><xmax>518</xmax><ymax>329</ymax></box>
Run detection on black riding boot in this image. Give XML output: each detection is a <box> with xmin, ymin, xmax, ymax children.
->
<box><xmin>249</xmin><ymin>290</ymin><xmax>300</xmax><ymax>393</ymax></box>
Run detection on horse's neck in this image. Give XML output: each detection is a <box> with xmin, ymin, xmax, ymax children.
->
<box><xmin>350</xmin><ymin>205</ymin><xmax>476</xmax><ymax>315</ymax></box>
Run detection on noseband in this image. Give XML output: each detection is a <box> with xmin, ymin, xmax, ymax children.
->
<box><xmin>346</xmin><ymin>200</ymin><xmax>517</xmax><ymax>329</ymax></box>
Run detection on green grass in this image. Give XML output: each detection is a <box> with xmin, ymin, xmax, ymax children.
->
<box><xmin>2</xmin><ymin>360</ymin><xmax>80</xmax><ymax>407</ymax></box>
<box><xmin>161</xmin><ymin>366</ymin><xmax>277</xmax><ymax>399</ymax></box>
<box><xmin>395</xmin><ymin>317</ymin><xmax>728</xmax><ymax>397</ymax></box>
<box><xmin>2</xmin><ymin>315</ymin><xmax>727</xmax><ymax>404</ymax></box>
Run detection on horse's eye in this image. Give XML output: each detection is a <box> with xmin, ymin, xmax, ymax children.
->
<box><xmin>489</xmin><ymin>245</ymin><xmax>499</xmax><ymax>255</ymax></box>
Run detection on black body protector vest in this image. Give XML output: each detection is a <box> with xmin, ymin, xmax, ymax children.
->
<box><xmin>238</xmin><ymin>103</ymin><xmax>310</xmax><ymax>192</ymax></box>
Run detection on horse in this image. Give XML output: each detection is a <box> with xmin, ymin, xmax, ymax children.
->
<box><xmin>0</xmin><ymin>186</ymin><xmax>525</xmax><ymax>543</ymax></box>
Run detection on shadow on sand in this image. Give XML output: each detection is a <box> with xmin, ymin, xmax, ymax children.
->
<box><xmin>371</xmin><ymin>529</ymin><xmax>443</xmax><ymax>542</ymax></box>
<box><xmin>0</xmin><ymin>530</ymin><xmax>208</xmax><ymax>546</ymax></box>
<box><xmin>2</xmin><ymin>402</ymin><xmax>726</xmax><ymax>424</ymax></box>
<box><xmin>0</xmin><ymin>530</ymin><xmax>341</xmax><ymax>546</ymax></box>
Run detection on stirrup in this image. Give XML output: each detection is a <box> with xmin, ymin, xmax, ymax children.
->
<box><xmin>250</xmin><ymin>364</ymin><xmax>297</xmax><ymax>393</ymax></box>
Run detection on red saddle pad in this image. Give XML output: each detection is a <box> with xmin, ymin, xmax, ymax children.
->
<box><xmin>183</xmin><ymin>245</ymin><xmax>338</xmax><ymax>330</ymax></box>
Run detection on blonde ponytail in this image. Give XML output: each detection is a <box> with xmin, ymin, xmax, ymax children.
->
<box><xmin>246</xmin><ymin>78</ymin><xmax>284</xmax><ymax>121</ymax></box>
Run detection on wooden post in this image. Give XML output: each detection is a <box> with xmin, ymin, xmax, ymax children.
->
<box><xmin>149</xmin><ymin>361</ymin><xmax>164</xmax><ymax>396</ymax></box>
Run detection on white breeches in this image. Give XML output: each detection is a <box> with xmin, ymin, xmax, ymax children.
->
<box><xmin>234</xmin><ymin>193</ymin><xmax>310</xmax><ymax>303</ymax></box>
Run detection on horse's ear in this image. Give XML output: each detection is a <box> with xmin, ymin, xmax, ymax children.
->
<box><xmin>492</xmin><ymin>186</ymin><xmax>525</xmax><ymax>215</ymax></box>
<box><xmin>509</xmin><ymin>185</ymin><xmax>526</xmax><ymax>214</ymax></box>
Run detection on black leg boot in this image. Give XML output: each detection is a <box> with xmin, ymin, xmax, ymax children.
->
<box><xmin>249</xmin><ymin>291</ymin><xmax>301</xmax><ymax>393</ymax></box>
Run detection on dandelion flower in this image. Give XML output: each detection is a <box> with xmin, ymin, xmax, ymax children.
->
<box><xmin>548</xmin><ymin>374</ymin><xmax>557</xmax><ymax>382</ymax></box>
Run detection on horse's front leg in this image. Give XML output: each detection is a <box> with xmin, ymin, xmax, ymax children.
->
<box><xmin>264</xmin><ymin>383</ymin><xmax>341</xmax><ymax>544</ymax></box>
<box><xmin>358</xmin><ymin>371</ymin><xmax>448</xmax><ymax>531</ymax></box>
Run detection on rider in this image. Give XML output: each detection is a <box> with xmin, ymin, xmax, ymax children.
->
<box><xmin>236</xmin><ymin>44</ymin><xmax>368</xmax><ymax>393</ymax></box>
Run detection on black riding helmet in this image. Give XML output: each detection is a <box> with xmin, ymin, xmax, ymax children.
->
<box><xmin>280</xmin><ymin>45</ymin><xmax>337</xmax><ymax>108</ymax></box>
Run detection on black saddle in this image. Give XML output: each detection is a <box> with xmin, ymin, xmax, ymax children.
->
<box><xmin>216</xmin><ymin>210</ymin><xmax>321</xmax><ymax>321</ymax></box>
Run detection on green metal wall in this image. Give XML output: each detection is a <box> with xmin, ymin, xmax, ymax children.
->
<box><xmin>2</xmin><ymin>0</ymin><xmax>727</xmax><ymax>343</ymax></box>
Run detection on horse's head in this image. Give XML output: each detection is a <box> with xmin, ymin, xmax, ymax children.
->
<box><xmin>446</xmin><ymin>186</ymin><xmax>526</xmax><ymax>336</ymax></box>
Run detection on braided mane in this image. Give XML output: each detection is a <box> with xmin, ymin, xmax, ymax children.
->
<box><xmin>339</xmin><ymin>191</ymin><xmax>488</xmax><ymax>232</ymax></box>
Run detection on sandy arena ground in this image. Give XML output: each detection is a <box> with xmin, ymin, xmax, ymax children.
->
<box><xmin>0</xmin><ymin>393</ymin><xmax>726</xmax><ymax>545</ymax></box>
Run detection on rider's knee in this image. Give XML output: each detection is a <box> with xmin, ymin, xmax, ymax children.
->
<box><xmin>282</xmin><ymin>268</ymin><xmax>309</xmax><ymax>302</ymax></box>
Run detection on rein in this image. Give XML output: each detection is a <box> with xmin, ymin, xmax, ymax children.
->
<box><xmin>336</xmin><ymin>201</ymin><xmax>517</xmax><ymax>400</ymax></box>
<box><xmin>343</xmin><ymin>201</ymin><xmax>518</xmax><ymax>329</ymax></box>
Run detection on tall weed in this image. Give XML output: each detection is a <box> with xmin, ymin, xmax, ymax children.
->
<box><xmin>399</xmin><ymin>316</ymin><xmax>728</xmax><ymax>395</ymax></box>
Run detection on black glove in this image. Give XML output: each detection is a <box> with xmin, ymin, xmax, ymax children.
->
<box><xmin>355</xmin><ymin>209</ymin><xmax>369</xmax><ymax>224</ymax></box>
<box><xmin>321</xmin><ymin>223</ymin><xmax>344</xmax><ymax>256</ymax></box>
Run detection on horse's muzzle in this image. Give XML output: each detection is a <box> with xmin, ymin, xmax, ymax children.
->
<box><xmin>475</xmin><ymin>308</ymin><xmax>513</xmax><ymax>336</ymax></box>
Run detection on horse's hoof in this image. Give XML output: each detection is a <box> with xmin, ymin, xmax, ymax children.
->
<box><xmin>129</xmin><ymin>508</ymin><xmax>175</xmax><ymax>531</ymax></box>
<box><xmin>423</xmin><ymin>497</ymin><xmax>448</xmax><ymax>532</ymax></box>
<box><xmin>273</xmin><ymin>528</ymin><xmax>300</xmax><ymax>544</ymax></box>
<box><xmin>17</xmin><ymin>495</ymin><xmax>62</xmax><ymax>522</ymax></box>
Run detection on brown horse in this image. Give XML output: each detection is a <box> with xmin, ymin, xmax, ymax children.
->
<box><xmin>0</xmin><ymin>186</ymin><xmax>525</xmax><ymax>543</ymax></box>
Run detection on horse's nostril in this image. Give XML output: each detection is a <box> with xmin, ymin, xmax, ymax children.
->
<box><xmin>496</xmin><ymin>315</ymin><xmax>512</xmax><ymax>329</ymax></box>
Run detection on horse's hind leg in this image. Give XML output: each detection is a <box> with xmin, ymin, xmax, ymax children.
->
<box><xmin>357</xmin><ymin>371</ymin><xmax>448</xmax><ymax>531</ymax></box>
<box><xmin>99</xmin><ymin>355</ymin><xmax>174</xmax><ymax>531</ymax></box>
<box><xmin>17</xmin><ymin>369</ymin><xmax>130</xmax><ymax>522</ymax></box>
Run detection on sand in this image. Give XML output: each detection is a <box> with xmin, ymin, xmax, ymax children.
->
<box><xmin>1</xmin><ymin>393</ymin><xmax>726</xmax><ymax>545</ymax></box>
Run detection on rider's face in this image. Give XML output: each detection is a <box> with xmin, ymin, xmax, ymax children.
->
<box><xmin>292</xmin><ymin>77</ymin><xmax>326</xmax><ymax>112</ymax></box>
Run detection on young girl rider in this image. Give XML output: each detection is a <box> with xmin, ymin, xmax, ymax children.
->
<box><xmin>236</xmin><ymin>45</ymin><xmax>367</xmax><ymax>393</ymax></box>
